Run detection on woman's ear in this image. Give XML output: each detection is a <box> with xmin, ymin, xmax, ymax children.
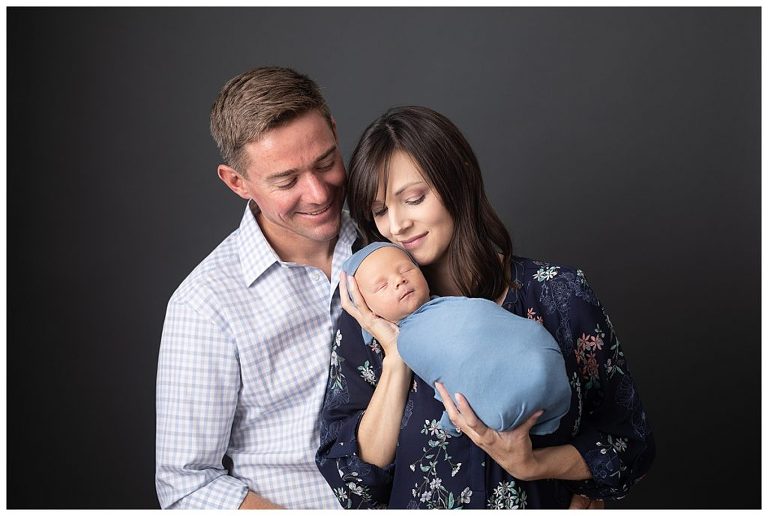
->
<box><xmin>217</xmin><ymin>164</ymin><xmax>251</xmax><ymax>200</ymax></box>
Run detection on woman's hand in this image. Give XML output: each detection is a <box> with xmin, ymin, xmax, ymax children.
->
<box><xmin>434</xmin><ymin>382</ymin><xmax>543</xmax><ymax>481</ymax></box>
<box><xmin>435</xmin><ymin>383</ymin><xmax>593</xmax><ymax>483</ymax></box>
<box><xmin>340</xmin><ymin>271</ymin><xmax>401</xmax><ymax>359</ymax></box>
<box><xmin>569</xmin><ymin>494</ymin><xmax>605</xmax><ymax>509</ymax></box>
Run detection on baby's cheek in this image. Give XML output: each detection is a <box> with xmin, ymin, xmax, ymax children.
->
<box><xmin>369</xmin><ymin>296</ymin><xmax>395</xmax><ymax>322</ymax></box>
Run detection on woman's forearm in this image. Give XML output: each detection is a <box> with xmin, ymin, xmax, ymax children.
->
<box><xmin>528</xmin><ymin>444</ymin><xmax>592</xmax><ymax>481</ymax></box>
<box><xmin>356</xmin><ymin>357</ymin><xmax>412</xmax><ymax>468</ymax></box>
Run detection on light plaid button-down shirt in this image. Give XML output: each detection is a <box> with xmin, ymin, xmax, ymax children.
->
<box><xmin>156</xmin><ymin>203</ymin><xmax>356</xmax><ymax>509</ymax></box>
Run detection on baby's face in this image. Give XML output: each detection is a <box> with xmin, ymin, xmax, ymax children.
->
<box><xmin>354</xmin><ymin>246</ymin><xmax>431</xmax><ymax>323</ymax></box>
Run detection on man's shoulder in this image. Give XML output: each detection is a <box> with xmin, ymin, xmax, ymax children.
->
<box><xmin>169</xmin><ymin>228</ymin><xmax>245</xmax><ymax>310</ymax></box>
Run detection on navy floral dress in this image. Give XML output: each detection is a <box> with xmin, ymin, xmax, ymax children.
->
<box><xmin>316</xmin><ymin>257</ymin><xmax>655</xmax><ymax>509</ymax></box>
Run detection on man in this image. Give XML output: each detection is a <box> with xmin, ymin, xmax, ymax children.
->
<box><xmin>156</xmin><ymin>67</ymin><xmax>356</xmax><ymax>509</ymax></box>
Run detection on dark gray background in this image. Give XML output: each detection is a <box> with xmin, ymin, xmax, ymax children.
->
<box><xmin>7</xmin><ymin>7</ymin><xmax>760</xmax><ymax>509</ymax></box>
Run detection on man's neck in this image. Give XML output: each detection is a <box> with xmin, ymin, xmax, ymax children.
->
<box><xmin>275</xmin><ymin>238</ymin><xmax>337</xmax><ymax>278</ymax></box>
<box><xmin>253</xmin><ymin>206</ymin><xmax>337</xmax><ymax>278</ymax></box>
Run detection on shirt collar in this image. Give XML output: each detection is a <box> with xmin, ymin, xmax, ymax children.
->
<box><xmin>331</xmin><ymin>208</ymin><xmax>359</xmax><ymax>291</ymax></box>
<box><xmin>237</xmin><ymin>201</ymin><xmax>359</xmax><ymax>288</ymax></box>
<box><xmin>237</xmin><ymin>202</ymin><xmax>281</xmax><ymax>287</ymax></box>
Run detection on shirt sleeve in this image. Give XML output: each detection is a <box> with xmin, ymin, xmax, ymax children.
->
<box><xmin>546</xmin><ymin>269</ymin><xmax>656</xmax><ymax>500</ymax></box>
<box><xmin>315</xmin><ymin>312</ymin><xmax>394</xmax><ymax>509</ymax></box>
<box><xmin>155</xmin><ymin>297</ymin><xmax>248</xmax><ymax>509</ymax></box>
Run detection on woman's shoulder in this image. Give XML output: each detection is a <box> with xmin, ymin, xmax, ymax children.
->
<box><xmin>510</xmin><ymin>255</ymin><xmax>585</xmax><ymax>284</ymax></box>
<box><xmin>510</xmin><ymin>255</ymin><xmax>601</xmax><ymax>310</ymax></box>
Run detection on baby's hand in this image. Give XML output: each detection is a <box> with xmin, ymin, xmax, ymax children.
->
<box><xmin>340</xmin><ymin>272</ymin><xmax>400</xmax><ymax>357</ymax></box>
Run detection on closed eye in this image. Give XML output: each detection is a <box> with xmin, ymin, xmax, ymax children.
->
<box><xmin>316</xmin><ymin>160</ymin><xmax>335</xmax><ymax>172</ymax></box>
<box><xmin>405</xmin><ymin>195</ymin><xmax>425</xmax><ymax>206</ymax></box>
<box><xmin>276</xmin><ymin>178</ymin><xmax>297</xmax><ymax>189</ymax></box>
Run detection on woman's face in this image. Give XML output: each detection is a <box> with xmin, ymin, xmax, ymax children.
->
<box><xmin>371</xmin><ymin>150</ymin><xmax>454</xmax><ymax>268</ymax></box>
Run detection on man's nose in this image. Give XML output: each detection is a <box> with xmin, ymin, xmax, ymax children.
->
<box><xmin>302</xmin><ymin>172</ymin><xmax>331</xmax><ymax>204</ymax></box>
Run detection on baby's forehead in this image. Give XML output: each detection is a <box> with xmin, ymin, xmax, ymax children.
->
<box><xmin>357</xmin><ymin>246</ymin><xmax>413</xmax><ymax>275</ymax></box>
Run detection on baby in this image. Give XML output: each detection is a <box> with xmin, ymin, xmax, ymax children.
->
<box><xmin>342</xmin><ymin>241</ymin><xmax>572</xmax><ymax>436</ymax></box>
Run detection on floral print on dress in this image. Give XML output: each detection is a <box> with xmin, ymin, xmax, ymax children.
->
<box><xmin>329</xmin><ymin>331</ymin><xmax>346</xmax><ymax>391</ymax></box>
<box><xmin>401</xmin><ymin>399</ymin><xmax>414</xmax><ymax>429</ymax></box>
<box><xmin>526</xmin><ymin>307</ymin><xmax>544</xmax><ymax>324</ymax></box>
<box><xmin>407</xmin><ymin>420</ymin><xmax>471</xmax><ymax>508</ymax></box>
<box><xmin>583</xmin><ymin>434</ymin><xmax>630</xmax><ymax>489</ymax></box>
<box><xmin>324</xmin><ymin>330</ymin><xmax>349</xmax><ymax>411</ymax></box>
<box><xmin>534</xmin><ymin>262</ymin><xmax>599</xmax><ymax>355</ymax></box>
<box><xmin>569</xmin><ymin>371</ymin><xmax>583</xmax><ymax>437</ymax></box>
<box><xmin>576</xmin><ymin>329</ymin><xmax>605</xmax><ymax>390</ymax></box>
<box><xmin>357</xmin><ymin>361</ymin><xmax>377</xmax><ymax>386</ymax></box>
<box><xmin>368</xmin><ymin>337</ymin><xmax>382</xmax><ymax>355</ymax></box>
<box><xmin>332</xmin><ymin>455</ymin><xmax>387</xmax><ymax>509</ymax></box>
<box><xmin>487</xmin><ymin>480</ymin><xmax>528</xmax><ymax>509</ymax></box>
<box><xmin>533</xmin><ymin>265</ymin><xmax>560</xmax><ymax>282</ymax></box>
<box><xmin>316</xmin><ymin>256</ymin><xmax>655</xmax><ymax>508</ymax></box>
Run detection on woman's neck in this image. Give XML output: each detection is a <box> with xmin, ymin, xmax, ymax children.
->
<box><xmin>424</xmin><ymin>252</ymin><xmax>510</xmax><ymax>305</ymax></box>
<box><xmin>423</xmin><ymin>258</ymin><xmax>462</xmax><ymax>297</ymax></box>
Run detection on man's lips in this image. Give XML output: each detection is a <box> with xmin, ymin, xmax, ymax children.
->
<box><xmin>297</xmin><ymin>201</ymin><xmax>333</xmax><ymax>216</ymax></box>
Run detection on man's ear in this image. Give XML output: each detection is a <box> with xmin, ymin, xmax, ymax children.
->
<box><xmin>217</xmin><ymin>164</ymin><xmax>251</xmax><ymax>200</ymax></box>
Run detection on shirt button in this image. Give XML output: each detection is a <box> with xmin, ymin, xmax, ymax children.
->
<box><xmin>311</xmin><ymin>272</ymin><xmax>322</xmax><ymax>282</ymax></box>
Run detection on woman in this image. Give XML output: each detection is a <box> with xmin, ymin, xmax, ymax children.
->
<box><xmin>316</xmin><ymin>106</ymin><xmax>654</xmax><ymax>509</ymax></box>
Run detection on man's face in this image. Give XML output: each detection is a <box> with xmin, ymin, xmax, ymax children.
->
<box><xmin>239</xmin><ymin>110</ymin><xmax>346</xmax><ymax>252</ymax></box>
<box><xmin>354</xmin><ymin>246</ymin><xmax>431</xmax><ymax>323</ymax></box>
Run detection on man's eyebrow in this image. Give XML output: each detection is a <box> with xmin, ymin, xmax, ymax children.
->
<box><xmin>314</xmin><ymin>145</ymin><xmax>337</xmax><ymax>164</ymax></box>
<box><xmin>265</xmin><ymin>145</ymin><xmax>337</xmax><ymax>181</ymax></box>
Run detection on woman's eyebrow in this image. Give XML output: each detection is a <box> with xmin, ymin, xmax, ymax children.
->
<box><xmin>393</xmin><ymin>181</ymin><xmax>424</xmax><ymax>197</ymax></box>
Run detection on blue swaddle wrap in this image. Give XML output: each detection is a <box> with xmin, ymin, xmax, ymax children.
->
<box><xmin>341</xmin><ymin>242</ymin><xmax>571</xmax><ymax>436</ymax></box>
<box><xmin>398</xmin><ymin>297</ymin><xmax>571</xmax><ymax>436</ymax></box>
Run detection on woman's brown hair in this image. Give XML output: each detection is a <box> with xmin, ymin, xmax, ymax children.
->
<box><xmin>347</xmin><ymin>106</ymin><xmax>513</xmax><ymax>301</ymax></box>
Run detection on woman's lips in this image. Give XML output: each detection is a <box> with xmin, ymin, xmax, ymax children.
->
<box><xmin>400</xmin><ymin>232</ymin><xmax>427</xmax><ymax>250</ymax></box>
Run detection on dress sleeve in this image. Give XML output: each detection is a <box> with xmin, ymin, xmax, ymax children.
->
<box><xmin>155</xmin><ymin>298</ymin><xmax>248</xmax><ymax>509</ymax></box>
<box><xmin>315</xmin><ymin>312</ymin><xmax>395</xmax><ymax>509</ymax></box>
<box><xmin>537</xmin><ymin>267</ymin><xmax>655</xmax><ymax>500</ymax></box>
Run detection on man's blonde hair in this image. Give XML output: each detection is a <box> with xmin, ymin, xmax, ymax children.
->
<box><xmin>210</xmin><ymin>66</ymin><xmax>332</xmax><ymax>175</ymax></box>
